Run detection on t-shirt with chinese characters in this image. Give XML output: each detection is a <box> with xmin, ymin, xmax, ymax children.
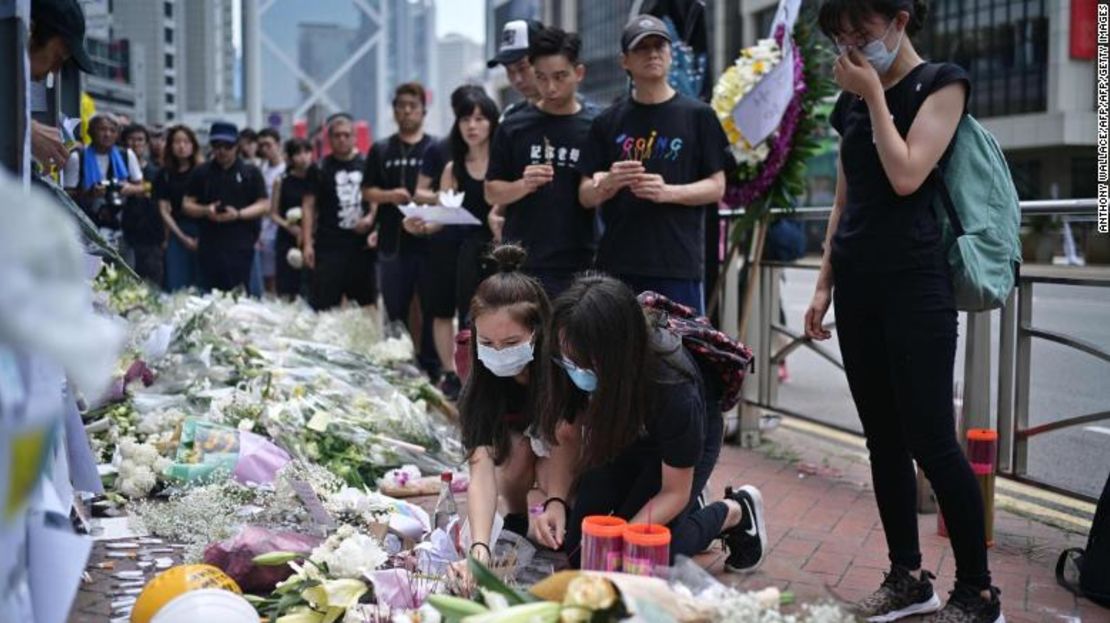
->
<box><xmin>362</xmin><ymin>134</ymin><xmax>437</xmax><ymax>256</ymax></box>
<box><xmin>486</xmin><ymin>105</ymin><xmax>596</xmax><ymax>271</ymax></box>
<box><xmin>312</xmin><ymin>153</ymin><xmax>368</xmax><ymax>250</ymax></box>
<box><xmin>184</xmin><ymin>158</ymin><xmax>267</xmax><ymax>251</ymax></box>
<box><xmin>577</xmin><ymin>93</ymin><xmax>730</xmax><ymax>281</ymax></box>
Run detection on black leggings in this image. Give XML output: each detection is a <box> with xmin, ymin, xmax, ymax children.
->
<box><xmin>564</xmin><ymin>409</ymin><xmax>728</xmax><ymax>567</ymax></box>
<box><xmin>833</xmin><ymin>255</ymin><xmax>991</xmax><ymax>590</ymax></box>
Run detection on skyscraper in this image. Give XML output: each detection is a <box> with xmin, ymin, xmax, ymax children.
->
<box><xmin>435</xmin><ymin>33</ymin><xmax>484</xmax><ymax>134</ymax></box>
<box><xmin>258</xmin><ymin>0</ymin><xmax>436</xmax><ymax>143</ymax></box>
<box><xmin>382</xmin><ymin>0</ymin><xmax>438</xmax><ymax>134</ymax></box>
<box><xmin>297</xmin><ymin>22</ymin><xmax>358</xmax><ymax>128</ymax></box>
<box><xmin>77</xmin><ymin>0</ymin><xmax>146</xmax><ymax>122</ymax></box>
<box><xmin>110</xmin><ymin>0</ymin><xmax>187</xmax><ymax>123</ymax></box>
<box><xmin>183</xmin><ymin>0</ymin><xmax>238</xmax><ymax>114</ymax></box>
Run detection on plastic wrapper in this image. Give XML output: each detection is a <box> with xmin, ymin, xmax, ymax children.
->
<box><xmin>203</xmin><ymin>526</ymin><xmax>322</xmax><ymax>593</ymax></box>
<box><xmin>368</xmin><ymin>568</ymin><xmax>444</xmax><ymax>609</ymax></box>
<box><xmin>164</xmin><ymin>419</ymin><xmax>291</xmax><ymax>485</ymax></box>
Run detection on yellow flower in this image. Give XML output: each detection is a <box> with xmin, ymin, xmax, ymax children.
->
<box><xmin>302</xmin><ymin>578</ymin><xmax>369</xmax><ymax>623</ymax></box>
<box><xmin>563</xmin><ymin>575</ymin><xmax>618</xmax><ymax>611</ymax></box>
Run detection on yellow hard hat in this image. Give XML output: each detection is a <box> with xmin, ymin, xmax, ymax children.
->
<box><xmin>131</xmin><ymin>564</ymin><xmax>242</xmax><ymax>623</ymax></box>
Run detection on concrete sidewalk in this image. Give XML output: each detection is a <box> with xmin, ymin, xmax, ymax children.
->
<box><xmin>699</xmin><ymin>419</ymin><xmax>1103</xmax><ymax>622</ymax></box>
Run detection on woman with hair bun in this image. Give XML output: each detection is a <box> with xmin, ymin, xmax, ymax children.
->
<box><xmin>807</xmin><ymin>1</ymin><xmax>1001</xmax><ymax>622</ymax></box>
<box><xmin>453</xmin><ymin>244</ymin><xmax>580</xmax><ymax>578</ymax></box>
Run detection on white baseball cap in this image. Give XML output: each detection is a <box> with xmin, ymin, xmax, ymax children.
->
<box><xmin>487</xmin><ymin>19</ymin><xmax>544</xmax><ymax>68</ymax></box>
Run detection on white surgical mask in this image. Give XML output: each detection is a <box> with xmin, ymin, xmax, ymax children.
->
<box><xmin>477</xmin><ymin>339</ymin><xmax>534</xmax><ymax>377</ymax></box>
<box><xmin>839</xmin><ymin>21</ymin><xmax>904</xmax><ymax>76</ymax></box>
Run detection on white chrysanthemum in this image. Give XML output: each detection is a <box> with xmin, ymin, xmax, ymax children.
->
<box><xmin>286</xmin><ymin>207</ymin><xmax>303</xmax><ymax>224</ymax></box>
<box><xmin>287</xmin><ymin>247</ymin><xmax>304</xmax><ymax>269</ymax></box>
<box><xmin>310</xmin><ymin>527</ymin><xmax>388</xmax><ymax>579</ymax></box>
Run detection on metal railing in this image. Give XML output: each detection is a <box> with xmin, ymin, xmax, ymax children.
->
<box><xmin>722</xmin><ymin>198</ymin><xmax>1107</xmax><ymax>502</ymax></box>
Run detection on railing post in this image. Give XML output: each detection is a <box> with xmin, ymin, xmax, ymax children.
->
<box><xmin>738</xmin><ymin>260</ymin><xmax>765</xmax><ymax>449</ymax></box>
<box><xmin>961</xmin><ymin>310</ymin><xmax>993</xmax><ymax>439</ymax></box>
<box><xmin>997</xmin><ymin>287</ymin><xmax>1018</xmax><ymax>473</ymax></box>
<box><xmin>768</xmin><ymin>266</ymin><xmax>783</xmax><ymax>406</ymax></box>
<box><xmin>721</xmin><ymin>244</ymin><xmax>741</xmax><ymax>441</ymax></box>
<box><xmin>1013</xmin><ymin>281</ymin><xmax>1034</xmax><ymax>476</ymax></box>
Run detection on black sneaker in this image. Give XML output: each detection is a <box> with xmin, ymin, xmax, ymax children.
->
<box><xmin>722</xmin><ymin>485</ymin><xmax>767</xmax><ymax>572</ymax></box>
<box><xmin>853</xmin><ymin>566</ymin><xmax>941</xmax><ymax>622</ymax></box>
<box><xmin>925</xmin><ymin>584</ymin><xmax>1004</xmax><ymax>623</ymax></box>
<box><xmin>439</xmin><ymin>371</ymin><xmax>462</xmax><ymax>402</ymax></box>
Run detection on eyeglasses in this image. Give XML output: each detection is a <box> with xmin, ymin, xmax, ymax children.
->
<box><xmin>211</xmin><ymin>142</ymin><xmax>236</xmax><ymax>151</ymax></box>
<box><xmin>552</xmin><ymin>355</ymin><xmax>586</xmax><ymax>373</ymax></box>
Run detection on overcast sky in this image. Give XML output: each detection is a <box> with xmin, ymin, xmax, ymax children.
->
<box><xmin>436</xmin><ymin>0</ymin><xmax>485</xmax><ymax>44</ymax></box>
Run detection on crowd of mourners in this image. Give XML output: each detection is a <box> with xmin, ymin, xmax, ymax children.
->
<box><xmin>36</xmin><ymin>1</ymin><xmax>1011</xmax><ymax>620</ymax></box>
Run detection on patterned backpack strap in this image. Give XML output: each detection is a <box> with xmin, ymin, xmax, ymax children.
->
<box><xmin>637</xmin><ymin>291</ymin><xmax>754</xmax><ymax>412</ymax></box>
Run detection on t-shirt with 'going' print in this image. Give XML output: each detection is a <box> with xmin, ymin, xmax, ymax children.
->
<box><xmin>578</xmin><ymin>92</ymin><xmax>730</xmax><ymax>281</ymax></box>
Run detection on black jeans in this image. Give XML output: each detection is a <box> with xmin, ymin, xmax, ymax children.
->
<box><xmin>199</xmin><ymin>244</ymin><xmax>254</xmax><ymax>293</ymax></box>
<box><xmin>833</xmin><ymin>254</ymin><xmax>991</xmax><ymax>590</ymax></box>
<box><xmin>564</xmin><ymin>406</ymin><xmax>728</xmax><ymax>567</ymax></box>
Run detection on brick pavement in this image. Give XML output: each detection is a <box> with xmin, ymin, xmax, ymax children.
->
<box><xmin>697</xmin><ymin>424</ymin><xmax>1104</xmax><ymax>623</ymax></box>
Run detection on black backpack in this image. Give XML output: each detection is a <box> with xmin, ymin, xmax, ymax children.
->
<box><xmin>637</xmin><ymin>291</ymin><xmax>754</xmax><ymax>412</ymax></box>
<box><xmin>1056</xmin><ymin>469</ymin><xmax>1110</xmax><ymax>608</ymax></box>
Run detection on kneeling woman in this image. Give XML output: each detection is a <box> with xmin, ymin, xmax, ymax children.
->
<box><xmin>457</xmin><ymin>245</ymin><xmax>579</xmax><ymax>565</ymax></box>
<box><xmin>539</xmin><ymin>275</ymin><xmax>767</xmax><ymax>571</ymax></box>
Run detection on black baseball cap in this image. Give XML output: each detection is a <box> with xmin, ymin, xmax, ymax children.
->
<box><xmin>621</xmin><ymin>14</ymin><xmax>672</xmax><ymax>53</ymax></box>
<box><xmin>32</xmin><ymin>0</ymin><xmax>95</xmax><ymax>73</ymax></box>
<box><xmin>487</xmin><ymin>19</ymin><xmax>543</xmax><ymax>68</ymax></box>
<box><xmin>208</xmin><ymin>121</ymin><xmax>239</xmax><ymax>145</ymax></box>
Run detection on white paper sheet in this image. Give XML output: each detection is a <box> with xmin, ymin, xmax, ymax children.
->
<box><xmin>398</xmin><ymin>203</ymin><xmax>482</xmax><ymax>226</ymax></box>
<box><xmin>28</xmin><ymin>486</ymin><xmax>92</xmax><ymax>623</ymax></box>
<box><xmin>91</xmin><ymin>516</ymin><xmax>148</xmax><ymax>542</ymax></box>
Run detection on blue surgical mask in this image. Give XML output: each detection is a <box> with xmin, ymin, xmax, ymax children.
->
<box><xmin>839</xmin><ymin>21</ymin><xmax>904</xmax><ymax>76</ymax></box>
<box><xmin>477</xmin><ymin>339</ymin><xmax>534</xmax><ymax>377</ymax></box>
<box><xmin>554</xmin><ymin>356</ymin><xmax>598</xmax><ymax>393</ymax></box>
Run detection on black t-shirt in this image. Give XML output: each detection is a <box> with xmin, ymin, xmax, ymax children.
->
<box><xmin>625</xmin><ymin>328</ymin><xmax>707</xmax><ymax>469</ymax></box>
<box><xmin>829</xmin><ymin>62</ymin><xmax>970</xmax><ymax>272</ymax></box>
<box><xmin>499</xmin><ymin>100</ymin><xmax>532</xmax><ymax>122</ymax></box>
<box><xmin>312</xmin><ymin>154</ymin><xmax>368</xmax><ymax>250</ymax></box>
<box><xmin>487</xmin><ymin>105</ymin><xmax>596</xmax><ymax>271</ymax></box>
<box><xmin>154</xmin><ymin>166</ymin><xmax>198</xmax><ymax>227</ymax></box>
<box><xmin>185</xmin><ymin>159</ymin><xmax>267</xmax><ymax>250</ymax></box>
<box><xmin>277</xmin><ymin>169</ymin><xmax>314</xmax><ymax>249</ymax></box>
<box><xmin>451</xmin><ymin>158</ymin><xmax>493</xmax><ymax>243</ymax></box>
<box><xmin>123</xmin><ymin>163</ymin><xmax>166</xmax><ymax>245</ymax></box>
<box><xmin>362</xmin><ymin>134</ymin><xmax>437</xmax><ymax>256</ymax></box>
<box><xmin>578</xmin><ymin>93</ymin><xmax>730</xmax><ymax>280</ymax></box>
<box><xmin>419</xmin><ymin>138</ymin><xmax>449</xmax><ymax>186</ymax></box>
<box><xmin>500</xmin><ymin>95</ymin><xmax>599</xmax><ymax>122</ymax></box>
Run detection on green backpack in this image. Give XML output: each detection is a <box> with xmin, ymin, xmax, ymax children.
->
<box><xmin>919</xmin><ymin>64</ymin><xmax>1022</xmax><ymax>311</ymax></box>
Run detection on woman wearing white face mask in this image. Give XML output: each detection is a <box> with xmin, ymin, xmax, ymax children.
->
<box><xmin>454</xmin><ymin>244</ymin><xmax>581</xmax><ymax>578</ymax></box>
<box><xmin>807</xmin><ymin>2</ymin><xmax>1001</xmax><ymax>623</ymax></box>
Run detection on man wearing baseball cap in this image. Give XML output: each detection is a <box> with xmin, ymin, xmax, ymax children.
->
<box><xmin>487</xmin><ymin>19</ymin><xmax>544</xmax><ymax>120</ymax></box>
<box><xmin>27</xmin><ymin>0</ymin><xmax>96</xmax><ymax>171</ymax></box>
<box><xmin>577</xmin><ymin>14</ymin><xmax>730</xmax><ymax>316</ymax></box>
<box><xmin>182</xmin><ymin>121</ymin><xmax>269</xmax><ymax>293</ymax></box>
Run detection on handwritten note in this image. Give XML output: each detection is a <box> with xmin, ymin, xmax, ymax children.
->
<box><xmin>732</xmin><ymin>40</ymin><xmax>796</xmax><ymax>148</ymax></box>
